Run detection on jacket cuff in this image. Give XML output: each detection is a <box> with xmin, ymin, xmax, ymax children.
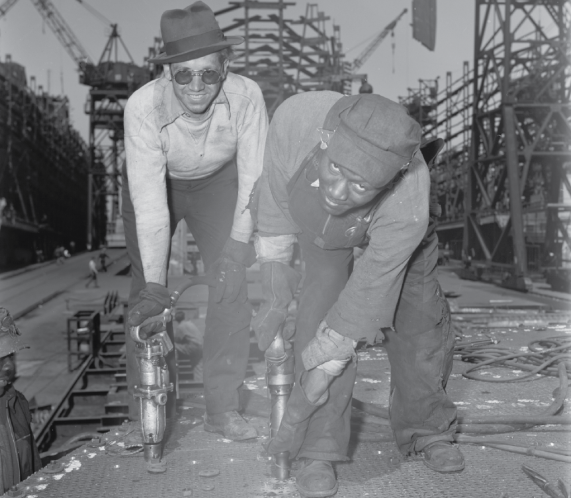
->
<box><xmin>325</xmin><ymin>307</ymin><xmax>383</xmax><ymax>344</ymax></box>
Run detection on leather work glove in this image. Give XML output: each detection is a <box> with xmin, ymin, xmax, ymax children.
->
<box><xmin>210</xmin><ymin>238</ymin><xmax>257</xmax><ymax>304</ymax></box>
<box><xmin>128</xmin><ymin>283</ymin><xmax>172</xmax><ymax>337</ymax></box>
<box><xmin>251</xmin><ymin>261</ymin><xmax>301</xmax><ymax>351</ymax></box>
<box><xmin>302</xmin><ymin>321</ymin><xmax>357</xmax><ymax>376</ymax></box>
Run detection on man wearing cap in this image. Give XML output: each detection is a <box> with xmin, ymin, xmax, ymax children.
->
<box><xmin>251</xmin><ymin>92</ymin><xmax>462</xmax><ymax>497</ymax></box>
<box><xmin>0</xmin><ymin>309</ymin><xmax>41</xmax><ymax>493</ymax></box>
<box><xmin>123</xmin><ymin>1</ymin><xmax>267</xmax><ymax>440</ymax></box>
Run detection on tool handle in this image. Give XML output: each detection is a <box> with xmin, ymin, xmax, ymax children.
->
<box><xmin>132</xmin><ymin>275</ymin><xmax>213</xmax><ymax>343</ymax></box>
<box><xmin>169</xmin><ymin>275</ymin><xmax>212</xmax><ymax>307</ymax></box>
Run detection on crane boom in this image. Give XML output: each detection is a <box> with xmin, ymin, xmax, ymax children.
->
<box><xmin>0</xmin><ymin>0</ymin><xmax>18</xmax><ymax>17</ymax></box>
<box><xmin>351</xmin><ymin>8</ymin><xmax>407</xmax><ymax>72</ymax></box>
<box><xmin>29</xmin><ymin>0</ymin><xmax>93</xmax><ymax>64</ymax></box>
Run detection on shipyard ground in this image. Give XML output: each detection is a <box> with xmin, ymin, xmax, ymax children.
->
<box><xmin>1</xmin><ymin>251</ymin><xmax>570</xmax><ymax>498</ymax></box>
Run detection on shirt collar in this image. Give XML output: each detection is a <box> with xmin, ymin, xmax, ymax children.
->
<box><xmin>155</xmin><ymin>75</ymin><xmax>231</xmax><ymax>130</ymax></box>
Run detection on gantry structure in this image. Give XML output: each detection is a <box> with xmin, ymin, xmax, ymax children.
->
<box><xmin>400</xmin><ymin>0</ymin><xmax>571</xmax><ymax>290</ymax></box>
<box><xmin>81</xmin><ymin>27</ymin><xmax>157</xmax><ymax>249</ymax></box>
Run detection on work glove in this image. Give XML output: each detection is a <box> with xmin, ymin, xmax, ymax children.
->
<box><xmin>210</xmin><ymin>238</ymin><xmax>257</xmax><ymax>304</ymax></box>
<box><xmin>302</xmin><ymin>321</ymin><xmax>357</xmax><ymax>376</ymax></box>
<box><xmin>128</xmin><ymin>283</ymin><xmax>172</xmax><ymax>337</ymax></box>
<box><xmin>251</xmin><ymin>261</ymin><xmax>301</xmax><ymax>351</ymax></box>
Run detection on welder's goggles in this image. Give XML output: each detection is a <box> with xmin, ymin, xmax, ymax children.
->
<box><xmin>173</xmin><ymin>69</ymin><xmax>222</xmax><ymax>85</ymax></box>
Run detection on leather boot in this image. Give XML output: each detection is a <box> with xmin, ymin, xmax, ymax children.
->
<box><xmin>265</xmin><ymin>374</ymin><xmax>327</xmax><ymax>458</ymax></box>
<box><xmin>295</xmin><ymin>459</ymin><xmax>338</xmax><ymax>498</ymax></box>
<box><xmin>422</xmin><ymin>441</ymin><xmax>465</xmax><ymax>473</ymax></box>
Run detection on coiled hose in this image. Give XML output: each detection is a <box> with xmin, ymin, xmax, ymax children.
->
<box><xmin>458</xmin><ymin>335</ymin><xmax>571</xmax><ymax>382</ymax></box>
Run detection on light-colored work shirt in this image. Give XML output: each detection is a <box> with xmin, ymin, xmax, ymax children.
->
<box><xmin>255</xmin><ymin>91</ymin><xmax>430</xmax><ymax>342</ymax></box>
<box><xmin>124</xmin><ymin>72</ymin><xmax>268</xmax><ymax>285</ymax></box>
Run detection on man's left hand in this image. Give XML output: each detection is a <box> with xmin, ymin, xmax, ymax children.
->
<box><xmin>211</xmin><ymin>238</ymin><xmax>257</xmax><ymax>303</ymax></box>
<box><xmin>302</xmin><ymin>321</ymin><xmax>357</xmax><ymax>376</ymax></box>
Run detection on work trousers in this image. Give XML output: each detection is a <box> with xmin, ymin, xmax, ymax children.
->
<box><xmin>293</xmin><ymin>232</ymin><xmax>457</xmax><ymax>461</ymax></box>
<box><xmin>122</xmin><ymin>160</ymin><xmax>252</xmax><ymax>419</ymax></box>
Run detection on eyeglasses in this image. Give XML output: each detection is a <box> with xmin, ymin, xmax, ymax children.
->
<box><xmin>173</xmin><ymin>69</ymin><xmax>222</xmax><ymax>86</ymax></box>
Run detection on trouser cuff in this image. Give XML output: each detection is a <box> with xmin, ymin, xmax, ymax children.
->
<box><xmin>297</xmin><ymin>450</ymin><xmax>350</xmax><ymax>462</ymax></box>
<box><xmin>405</xmin><ymin>428</ymin><xmax>456</xmax><ymax>454</ymax></box>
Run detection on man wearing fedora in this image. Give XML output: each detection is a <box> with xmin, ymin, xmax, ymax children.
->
<box><xmin>251</xmin><ymin>92</ymin><xmax>463</xmax><ymax>497</ymax></box>
<box><xmin>123</xmin><ymin>2</ymin><xmax>268</xmax><ymax>440</ymax></box>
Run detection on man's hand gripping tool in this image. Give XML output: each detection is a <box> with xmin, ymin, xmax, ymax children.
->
<box><xmin>130</xmin><ymin>276</ymin><xmax>210</xmax><ymax>472</ymax></box>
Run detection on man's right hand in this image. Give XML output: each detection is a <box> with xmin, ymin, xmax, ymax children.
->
<box><xmin>128</xmin><ymin>283</ymin><xmax>172</xmax><ymax>337</ymax></box>
<box><xmin>251</xmin><ymin>262</ymin><xmax>301</xmax><ymax>351</ymax></box>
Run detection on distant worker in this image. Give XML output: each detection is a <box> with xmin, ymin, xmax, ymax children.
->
<box><xmin>85</xmin><ymin>257</ymin><xmax>99</xmax><ymax>288</ymax></box>
<box><xmin>122</xmin><ymin>1</ymin><xmax>268</xmax><ymax>440</ymax></box>
<box><xmin>98</xmin><ymin>247</ymin><xmax>109</xmax><ymax>272</ymax></box>
<box><xmin>0</xmin><ymin>308</ymin><xmax>41</xmax><ymax>493</ymax></box>
<box><xmin>54</xmin><ymin>246</ymin><xmax>65</xmax><ymax>265</ymax></box>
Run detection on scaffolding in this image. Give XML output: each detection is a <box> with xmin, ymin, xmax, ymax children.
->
<box><xmin>215</xmin><ymin>1</ymin><xmax>350</xmax><ymax>116</ymax></box>
<box><xmin>0</xmin><ymin>57</ymin><xmax>89</xmax><ymax>266</ymax></box>
<box><xmin>400</xmin><ymin>0</ymin><xmax>571</xmax><ymax>289</ymax></box>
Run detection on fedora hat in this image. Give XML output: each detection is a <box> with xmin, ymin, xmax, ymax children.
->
<box><xmin>149</xmin><ymin>2</ymin><xmax>243</xmax><ymax>64</ymax></box>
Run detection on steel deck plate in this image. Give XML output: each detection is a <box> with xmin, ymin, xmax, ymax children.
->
<box><xmin>7</xmin><ymin>326</ymin><xmax>571</xmax><ymax>498</ymax></box>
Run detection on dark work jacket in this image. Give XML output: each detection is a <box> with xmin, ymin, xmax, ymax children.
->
<box><xmin>0</xmin><ymin>386</ymin><xmax>41</xmax><ymax>492</ymax></box>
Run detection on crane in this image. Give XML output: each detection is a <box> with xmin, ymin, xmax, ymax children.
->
<box><xmin>0</xmin><ymin>0</ymin><xmax>16</xmax><ymax>17</ymax></box>
<box><xmin>343</xmin><ymin>8</ymin><xmax>407</xmax><ymax>94</ymax></box>
<box><xmin>0</xmin><ymin>0</ymin><xmax>94</xmax><ymax>64</ymax></box>
<box><xmin>351</xmin><ymin>8</ymin><xmax>408</xmax><ymax>73</ymax></box>
<box><xmin>29</xmin><ymin>0</ymin><xmax>94</xmax><ymax>65</ymax></box>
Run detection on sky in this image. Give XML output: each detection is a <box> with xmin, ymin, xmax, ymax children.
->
<box><xmin>0</xmin><ymin>0</ymin><xmax>475</xmax><ymax>141</ymax></box>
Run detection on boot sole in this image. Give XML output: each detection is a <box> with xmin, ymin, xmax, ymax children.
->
<box><xmin>423</xmin><ymin>459</ymin><xmax>465</xmax><ymax>473</ymax></box>
<box><xmin>203</xmin><ymin>422</ymin><xmax>257</xmax><ymax>441</ymax></box>
<box><xmin>297</xmin><ymin>481</ymin><xmax>339</xmax><ymax>498</ymax></box>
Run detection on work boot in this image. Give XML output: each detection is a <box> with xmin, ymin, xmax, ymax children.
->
<box><xmin>204</xmin><ymin>410</ymin><xmax>258</xmax><ymax>441</ymax></box>
<box><xmin>295</xmin><ymin>459</ymin><xmax>338</xmax><ymax>498</ymax></box>
<box><xmin>422</xmin><ymin>441</ymin><xmax>465</xmax><ymax>473</ymax></box>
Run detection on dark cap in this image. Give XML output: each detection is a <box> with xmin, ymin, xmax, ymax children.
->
<box><xmin>324</xmin><ymin>94</ymin><xmax>421</xmax><ymax>188</ymax></box>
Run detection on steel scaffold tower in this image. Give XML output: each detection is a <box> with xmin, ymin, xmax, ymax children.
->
<box><xmin>401</xmin><ymin>0</ymin><xmax>571</xmax><ymax>290</ymax></box>
<box><xmin>467</xmin><ymin>0</ymin><xmax>570</xmax><ymax>289</ymax></box>
<box><xmin>215</xmin><ymin>1</ymin><xmax>349</xmax><ymax>116</ymax></box>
